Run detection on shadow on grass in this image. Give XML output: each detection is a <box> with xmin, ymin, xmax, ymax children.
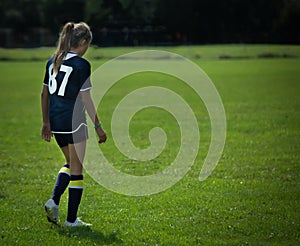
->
<box><xmin>57</xmin><ymin>226</ymin><xmax>121</xmax><ymax>245</ymax></box>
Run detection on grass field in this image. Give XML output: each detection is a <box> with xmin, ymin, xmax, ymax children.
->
<box><xmin>0</xmin><ymin>45</ymin><xmax>300</xmax><ymax>245</ymax></box>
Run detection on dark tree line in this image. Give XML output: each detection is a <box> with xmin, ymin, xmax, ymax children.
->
<box><xmin>0</xmin><ymin>0</ymin><xmax>299</xmax><ymax>47</ymax></box>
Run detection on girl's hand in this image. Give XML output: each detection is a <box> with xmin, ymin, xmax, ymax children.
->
<box><xmin>41</xmin><ymin>122</ymin><xmax>52</xmax><ymax>142</ymax></box>
<box><xmin>96</xmin><ymin>126</ymin><xmax>107</xmax><ymax>144</ymax></box>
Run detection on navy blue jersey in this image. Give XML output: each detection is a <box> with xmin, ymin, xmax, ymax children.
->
<box><xmin>43</xmin><ymin>53</ymin><xmax>92</xmax><ymax>133</ymax></box>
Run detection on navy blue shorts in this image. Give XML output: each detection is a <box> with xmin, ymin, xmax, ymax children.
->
<box><xmin>54</xmin><ymin>126</ymin><xmax>88</xmax><ymax>148</ymax></box>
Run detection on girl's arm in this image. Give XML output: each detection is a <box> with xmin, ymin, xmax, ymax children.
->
<box><xmin>41</xmin><ymin>85</ymin><xmax>52</xmax><ymax>142</ymax></box>
<box><xmin>80</xmin><ymin>90</ymin><xmax>107</xmax><ymax>143</ymax></box>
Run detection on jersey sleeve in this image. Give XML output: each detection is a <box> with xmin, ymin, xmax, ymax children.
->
<box><xmin>80</xmin><ymin>60</ymin><xmax>92</xmax><ymax>92</ymax></box>
<box><xmin>43</xmin><ymin>60</ymin><xmax>50</xmax><ymax>87</ymax></box>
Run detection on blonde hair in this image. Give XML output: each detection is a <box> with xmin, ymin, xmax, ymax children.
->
<box><xmin>53</xmin><ymin>22</ymin><xmax>92</xmax><ymax>73</ymax></box>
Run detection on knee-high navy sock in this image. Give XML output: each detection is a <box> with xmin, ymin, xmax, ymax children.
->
<box><xmin>52</xmin><ymin>164</ymin><xmax>70</xmax><ymax>205</ymax></box>
<box><xmin>67</xmin><ymin>175</ymin><xmax>83</xmax><ymax>223</ymax></box>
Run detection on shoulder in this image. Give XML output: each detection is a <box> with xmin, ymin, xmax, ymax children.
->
<box><xmin>78</xmin><ymin>56</ymin><xmax>90</xmax><ymax>66</ymax></box>
<box><xmin>45</xmin><ymin>55</ymin><xmax>54</xmax><ymax>68</ymax></box>
<box><xmin>69</xmin><ymin>56</ymin><xmax>91</xmax><ymax>70</ymax></box>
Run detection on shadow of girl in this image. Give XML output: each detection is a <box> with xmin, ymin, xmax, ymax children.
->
<box><xmin>57</xmin><ymin>226</ymin><xmax>121</xmax><ymax>245</ymax></box>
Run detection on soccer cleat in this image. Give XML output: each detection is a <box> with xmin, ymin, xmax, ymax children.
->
<box><xmin>64</xmin><ymin>218</ymin><xmax>92</xmax><ymax>227</ymax></box>
<box><xmin>44</xmin><ymin>199</ymin><xmax>60</xmax><ymax>224</ymax></box>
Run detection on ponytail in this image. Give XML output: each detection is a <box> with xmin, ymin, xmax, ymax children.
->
<box><xmin>53</xmin><ymin>22</ymin><xmax>92</xmax><ymax>74</ymax></box>
<box><xmin>53</xmin><ymin>22</ymin><xmax>74</xmax><ymax>74</ymax></box>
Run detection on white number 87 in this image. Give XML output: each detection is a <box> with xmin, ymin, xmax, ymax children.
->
<box><xmin>48</xmin><ymin>63</ymin><xmax>73</xmax><ymax>96</ymax></box>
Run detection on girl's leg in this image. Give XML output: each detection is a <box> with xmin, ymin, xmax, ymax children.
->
<box><xmin>51</xmin><ymin>146</ymin><xmax>71</xmax><ymax>205</ymax></box>
<box><xmin>45</xmin><ymin>145</ymin><xmax>71</xmax><ymax>224</ymax></box>
<box><xmin>66</xmin><ymin>141</ymin><xmax>86</xmax><ymax>223</ymax></box>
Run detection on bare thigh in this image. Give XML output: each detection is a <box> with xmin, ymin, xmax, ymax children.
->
<box><xmin>60</xmin><ymin>146</ymin><xmax>70</xmax><ymax>164</ymax></box>
<box><xmin>68</xmin><ymin>141</ymin><xmax>86</xmax><ymax>175</ymax></box>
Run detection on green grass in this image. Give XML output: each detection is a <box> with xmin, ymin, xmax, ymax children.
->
<box><xmin>1</xmin><ymin>44</ymin><xmax>300</xmax><ymax>61</ymax></box>
<box><xmin>0</xmin><ymin>45</ymin><xmax>300</xmax><ymax>245</ymax></box>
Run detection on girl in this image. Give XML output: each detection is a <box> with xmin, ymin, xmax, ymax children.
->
<box><xmin>41</xmin><ymin>22</ymin><xmax>106</xmax><ymax>227</ymax></box>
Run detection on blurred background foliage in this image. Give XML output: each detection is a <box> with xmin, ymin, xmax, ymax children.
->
<box><xmin>0</xmin><ymin>0</ymin><xmax>299</xmax><ymax>47</ymax></box>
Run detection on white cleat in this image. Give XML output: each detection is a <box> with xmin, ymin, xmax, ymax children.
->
<box><xmin>64</xmin><ymin>218</ymin><xmax>92</xmax><ymax>227</ymax></box>
<box><xmin>44</xmin><ymin>199</ymin><xmax>60</xmax><ymax>224</ymax></box>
